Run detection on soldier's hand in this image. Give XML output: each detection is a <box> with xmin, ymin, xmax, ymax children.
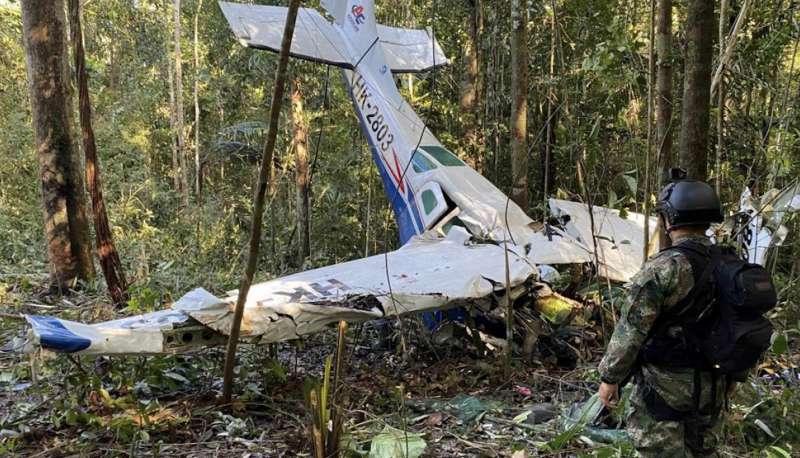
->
<box><xmin>598</xmin><ymin>382</ymin><xmax>619</xmax><ymax>408</ymax></box>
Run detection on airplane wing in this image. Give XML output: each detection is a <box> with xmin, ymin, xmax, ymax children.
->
<box><xmin>548</xmin><ymin>199</ymin><xmax>658</xmax><ymax>282</ymax></box>
<box><xmin>23</xmin><ymin>229</ymin><xmax>537</xmax><ymax>355</ymax></box>
<box><xmin>219</xmin><ymin>2</ymin><xmax>449</xmax><ymax>73</ymax></box>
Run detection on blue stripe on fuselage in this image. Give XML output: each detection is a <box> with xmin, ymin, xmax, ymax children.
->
<box><xmin>344</xmin><ymin>70</ymin><xmax>423</xmax><ymax>245</ymax></box>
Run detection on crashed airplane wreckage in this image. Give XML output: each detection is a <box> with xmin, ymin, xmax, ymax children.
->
<box><xmin>19</xmin><ymin>0</ymin><xmax>799</xmax><ymax>356</ymax></box>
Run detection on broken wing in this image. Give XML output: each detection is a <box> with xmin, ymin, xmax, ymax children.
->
<box><xmin>24</xmin><ymin>235</ymin><xmax>537</xmax><ymax>355</ymax></box>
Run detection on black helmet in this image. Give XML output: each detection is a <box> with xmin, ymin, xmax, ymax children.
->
<box><xmin>656</xmin><ymin>169</ymin><xmax>723</xmax><ymax>229</ymax></box>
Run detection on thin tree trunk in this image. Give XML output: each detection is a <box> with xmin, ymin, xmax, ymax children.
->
<box><xmin>678</xmin><ymin>0</ymin><xmax>716</xmax><ymax>180</ymax></box>
<box><xmin>193</xmin><ymin>0</ymin><xmax>203</xmax><ymax>199</ymax></box>
<box><xmin>460</xmin><ymin>0</ymin><xmax>483</xmax><ymax>171</ymax></box>
<box><xmin>710</xmin><ymin>0</ymin><xmax>752</xmax><ymax>98</ymax></box>
<box><xmin>656</xmin><ymin>0</ymin><xmax>673</xmax><ymax>183</ymax></box>
<box><xmin>21</xmin><ymin>0</ymin><xmax>95</xmax><ymax>288</ymax></box>
<box><xmin>68</xmin><ymin>0</ymin><xmax>128</xmax><ymax>305</ymax></box>
<box><xmin>61</xmin><ymin>0</ymin><xmax>94</xmax><ymax>281</ymax></box>
<box><xmin>292</xmin><ymin>77</ymin><xmax>310</xmax><ymax>264</ymax></box>
<box><xmin>715</xmin><ymin>0</ymin><xmax>727</xmax><ymax>194</ymax></box>
<box><xmin>222</xmin><ymin>0</ymin><xmax>301</xmax><ymax>404</ymax></box>
<box><xmin>644</xmin><ymin>0</ymin><xmax>655</xmax><ymax>259</ymax></box>
<box><xmin>166</xmin><ymin>5</ymin><xmax>180</xmax><ymax>192</ymax></box>
<box><xmin>173</xmin><ymin>0</ymin><xmax>189</xmax><ymax>205</ymax></box>
<box><xmin>543</xmin><ymin>0</ymin><xmax>557</xmax><ymax>205</ymax></box>
<box><xmin>510</xmin><ymin>0</ymin><xmax>528</xmax><ymax>212</ymax></box>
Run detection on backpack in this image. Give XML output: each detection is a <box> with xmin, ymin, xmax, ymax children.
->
<box><xmin>642</xmin><ymin>240</ymin><xmax>778</xmax><ymax>374</ymax></box>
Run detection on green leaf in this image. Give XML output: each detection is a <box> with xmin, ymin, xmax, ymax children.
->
<box><xmin>163</xmin><ymin>371</ymin><xmax>190</xmax><ymax>385</ymax></box>
<box><xmin>368</xmin><ymin>426</ymin><xmax>426</xmax><ymax>458</ymax></box>
<box><xmin>766</xmin><ymin>446</ymin><xmax>791</xmax><ymax>458</ymax></box>
<box><xmin>771</xmin><ymin>333</ymin><xmax>788</xmax><ymax>356</ymax></box>
<box><xmin>608</xmin><ymin>189</ymin><xmax>618</xmax><ymax>208</ymax></box>
<box><xmin>621</xmin><ymin>174</ymin><xmax>637</xmax><ymax>194</ymax></box>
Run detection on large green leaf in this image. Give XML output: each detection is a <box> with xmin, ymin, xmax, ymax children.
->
<box><xmin>368</xmin><ymin>426</ymin><xmax>426</xmax><ymax>458</ymax></box>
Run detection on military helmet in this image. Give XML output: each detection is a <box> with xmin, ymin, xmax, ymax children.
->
<box><xmin>656</xmin><ymin>169</ymin><xmax>723</xmax><ymax>229</ymax></box>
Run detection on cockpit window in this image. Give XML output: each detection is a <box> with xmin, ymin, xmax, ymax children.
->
<box><xmin>422</xmin><ymin>145</ymin><xmax>465</xmax><ymax>167</ymax></box>
<box><xmin>412</xmin><ymin>150</ymin><xmax>438</xmax><ymax>173</ymax></box>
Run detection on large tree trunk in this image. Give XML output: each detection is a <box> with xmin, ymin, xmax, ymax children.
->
<box><xmin>173</xmin><ymin>0</ymin><xmax>189</xmax><ymax>205</ymax></box>
<box><xmin>656</xmin><ymin>0</ymin><xmax>674</xmax><ymax>183</ymax></box>
<box><xmin>678</xmin><ymin>0</ymin><xmax>716</xmax><ymax>180</ymax></box>
<box><xmin>68</xmin><ymin>0</ymin><xmax>128</xmax><ymax>305</ymax></box>
<box><xmin>510</xmin><ymin>0</ymin><xmax>528</xmax><ymax>212</ymax></box>
<box><xmin>21</xmin><ymin>0</ymin><xmax>95</xmax><ymax>288</ymax></box>
<box><xmin>460</xmin><ymin>0</ymin><xmax>483</xmax><ymax>172</ymax></box>
<box><xmin>291</xmin><ymin>78</ymin><xmax>310</xmax><ymax>264</ymax></box>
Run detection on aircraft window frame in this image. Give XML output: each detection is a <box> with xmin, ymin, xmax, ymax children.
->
<box><xmin>412</xmin><ymin>150</ymin><xmax>438</xmax><ymax>173</ymax></box>
<box><xmin>421</xmin><ymin>189</ymin><xmax>438</xmax><ymax>214</ymax></box>
<box><xmin>422</xmin><ymin>146</ymin><xmax>465</xmax><ymax>167</ymax></box>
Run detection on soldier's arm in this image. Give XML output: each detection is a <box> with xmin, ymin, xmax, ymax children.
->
<box><xmin>597</xmin><ymin>253</ymin><xmax>687</xmax><ymax>384</ymax></box>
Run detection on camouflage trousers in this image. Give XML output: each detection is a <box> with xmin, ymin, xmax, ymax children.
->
<box><xmin>625</xmin><ymin>381</ymin><xmax>723</xmax><ymax>458</ymax></box>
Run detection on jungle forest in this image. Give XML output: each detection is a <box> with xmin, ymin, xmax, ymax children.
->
<box><xmin>0</xmin><ymin>0</ymin><xmax>799</xmax><ymax>456</ymax></box>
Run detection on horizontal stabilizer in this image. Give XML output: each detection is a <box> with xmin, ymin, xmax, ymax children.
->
<box><xmin>218</xmin><ymin>2</ymin><xmax>449</xmax><ymax>72</ymax></box>
<box><xmin>377</xmin><ymin>24</ymin><xmax>449</xmax><ymax>73</ymax></box>
<box><xmin>220</xmin><ymin>2</ymin><xmax>353</xmax><ymax>68</ymax></box>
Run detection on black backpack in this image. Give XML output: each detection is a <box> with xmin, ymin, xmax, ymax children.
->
<box><xmin>642</xmin><ymin>240</ymin><xmax>778</xmax><ymax>374</ymax></box>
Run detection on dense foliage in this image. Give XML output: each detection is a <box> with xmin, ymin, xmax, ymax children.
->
<box><xmin>1</xmin><ymin>0</ymin><xmax>799</xmax><ymax>455</ymax></box>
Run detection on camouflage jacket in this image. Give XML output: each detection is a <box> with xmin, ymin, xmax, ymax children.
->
<box><xmin>598</xmin><ymin>233</ymin><xmax>724</xmax><ymax>410</ymax></box>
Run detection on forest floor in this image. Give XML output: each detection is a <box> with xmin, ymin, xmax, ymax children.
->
<box><xmin>0</xmin><ymin>280</ymin><xmax>797</xmax><ymax>457</ymax></box>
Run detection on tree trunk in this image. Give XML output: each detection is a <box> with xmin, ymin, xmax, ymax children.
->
<box><xmin>510</xmin><ymin>0</ymin><xmax>528</xmax><ymax>212</ymax></box>
<box><xmin>656</xmin><ymin>0</ymin><xmax>674</xmax><ymax>183</ymax></box>
<box><xmin>460</xmin><ymin>0</ymin><xmax>483</xmax><ymax>171</ymax></box>
<box><xmin>166</xmin><ymin>7</ymin><xmax>179</xmax><ymax>193</ymax></box>
<box><xmin>291</xmin><ymin>78</ymin><xmax>311</xmax><ymax>264</ymax></box>
<box><xmin>222</xmin><ymin>0</ymin><xmax>301</xmax><ymax>404</ymax></box>
<box><xmin>21</xmin><ymin>0</ymin><xmax>95</xmax><ymax>288</ymax></box>
<box><xmin>68</xmin><ymin>0</ymin><xmax>128</xmax><ymax>305</ymax></box>
<box><xmin>678</xmin><ymin>0</ymin><xmax>716</xmax><ymax>180</ymax></box>
<box><xmin>542</xmin><ymin>0</ymin><xmax>557</xmax><ymax>204</ymax></box>
<box><xmin>193</xmin><ymin>0</ymin><xmax>203</xmax><ymax>199</ymax></box>
<box><xmin>715</xmin><ymin>0</ymin><xmax>727</xmax><ymax>194</ymax></box>
<box><xmin>173</xmin><ymin>0</ymin><xmax>189</xmax><ymax>205</ymax></box>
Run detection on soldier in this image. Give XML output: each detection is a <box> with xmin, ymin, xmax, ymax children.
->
<box><xmin>596</xmin><ymin>174</ymin><xmax>741</xmax><ymax>457</ymax></box>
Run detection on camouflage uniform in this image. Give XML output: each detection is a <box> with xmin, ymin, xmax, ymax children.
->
<box><xmin>598</xmin><ymin>234</ymin><xmax>726</xmax><ymax>457</ymax></box>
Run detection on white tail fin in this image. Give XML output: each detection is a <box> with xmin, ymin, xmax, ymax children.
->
<box><xmin>339</xmin><ymin>0</ymin><xmax>379</xmax><ymax>59</ymax></box>
<box><xmin>321</xmin><ymin>0</ymin><xmax>347</xmax><ymax>23</ymax></box>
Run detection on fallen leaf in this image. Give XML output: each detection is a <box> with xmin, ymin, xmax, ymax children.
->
<box><xmin>424</xmin><ymin>411</ymin><xmax>443</xmax><ymax>427</ymax></box>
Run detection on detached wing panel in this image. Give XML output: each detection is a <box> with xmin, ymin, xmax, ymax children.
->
<box><xmin>25</xmin><ymin>309</ymin><xmax>197</xmax><ymax>355</ymax></box>
<box><xmin>377</xmin><ymin>24</ymin><xmax>450</xmax><ymax>73</ymax></box>
<box><xmin>219</xmin><ymin>2</ymin><xmax>353</xmax><ymax>68</ymax></box>
<box><xmin>25</xmin><ymin>236</ymin><xmax>537</xmax><ymax>354</ymax></box>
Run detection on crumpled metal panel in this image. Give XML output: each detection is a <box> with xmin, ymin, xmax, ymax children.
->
<box><xmin>179</xmin><ymin>234</ymin><xmax>538</xmax><ymax>341</ymax></box>
<box><xmin>548</xmin><ymin>199</ymin><xmax>658</xmax><ymax>282</ymax></box>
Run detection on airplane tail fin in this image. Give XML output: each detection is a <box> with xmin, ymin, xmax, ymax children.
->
<box><xmin>338</xmin><ymin>0</ymin><xmax>380</xmax><ymax>59</ymax></box>
<box><xmin>321</xmin><ymin>0</ymin><xmax>347</xmax><ymax>24</ymax></box>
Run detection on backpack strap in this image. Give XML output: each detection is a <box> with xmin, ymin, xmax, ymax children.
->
<box><xmin>662</xmin><ymin>241</ymin><xmax>725</xmax><ymax>322</ymax></box>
